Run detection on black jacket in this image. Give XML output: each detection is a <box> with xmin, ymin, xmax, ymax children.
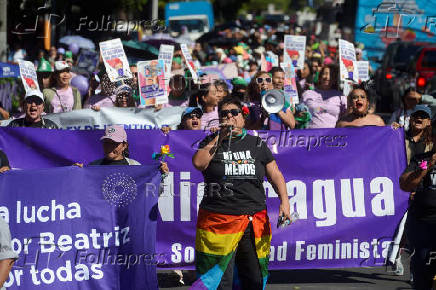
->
<box><xmin>8</xmin><ymin>117</ymin><xmax>59</xmax><ymax>129</ymax></box>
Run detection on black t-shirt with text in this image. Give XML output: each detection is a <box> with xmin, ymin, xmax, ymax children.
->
<box><xmin>198</xmin><ymin>133</ymin><xmax>274</xmax><ymax>215</ymax></box>
<box><xmin>405</xmin><ymin>151</ymin><xmax>436</xmax><ymax>223</ymax></box>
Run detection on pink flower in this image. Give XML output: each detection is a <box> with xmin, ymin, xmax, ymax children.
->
<box><xmin>419</xmin><ymin>160</ymin><xmax>428</xmax><ymax>170</ymax></box>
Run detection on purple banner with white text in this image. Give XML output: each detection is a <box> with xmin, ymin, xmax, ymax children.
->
<box><xmin>0</xmin><ymin>126</ymin><xmax>409</xmax><ymax>270</ymax></box>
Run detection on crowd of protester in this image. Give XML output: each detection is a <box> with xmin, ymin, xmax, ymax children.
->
<box><xmin>1</xmin><ymin>20</ymin><xmax>436</xmax><ymax>289</ymax></box>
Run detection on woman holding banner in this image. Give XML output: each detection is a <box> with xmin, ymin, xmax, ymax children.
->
<box><xmin>89</xmin><ymin>125</ymin><xmax>168</xmax><ymax>175</ymax></box>
<box><xmin>336</xmin><ymin>84</ymin><xmax>384</xmax><ymax>128</ymax></box>
<box><xmin>191</xmin><ymin>96</ymin><xmax>291</xmax><ymax>289</ymax></box>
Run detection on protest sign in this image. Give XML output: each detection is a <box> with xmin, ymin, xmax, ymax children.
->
<box><xmin>137</xmin><ymin>60</ymin><xmax>167</xmax><ymax>106</ymax></box>
<box><xmin>99</xmin><ymin>38</ymin><xmax>132</xmax><ymax>82</ymax></box>
<box><xmin>339</xmin><ymin>39</ymin><xmax>359</xmax><ymax>82</ymax></box>
<box><xmin>0</xmin><ymin>127</ymin><xmax>409</xmax><ymax>271</ymax></box>
<box><xmin>281</xmin><ymin>62</ymin><xmax>299</xmax><ymax>105</ymax></box>
<box><xmin>284</xmin><ymin>35</ymin><xmax>306</xmax><ymax>70</ymax></box>
<box><xmin>18</xmin><ymin>61</ymin><xmax>40</xmax><ymax>92</ymax></box>
<box><xmin>0</xmin><ymin>166</ymin><xmax>160</xmax><ymax>289</ymax></box>
<box><xmin>357</xmin><ymin>61</ymin><xmax>370</xmax><ymax>82</ymax></box>
<box><xmin>180</xmin><ymin>44</ymin><xmax>198</xmax><ymax>83</ymax></box>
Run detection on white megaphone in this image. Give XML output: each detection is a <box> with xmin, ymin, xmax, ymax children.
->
<box><xmin>261</xmin><ymin>89</ymin><xmax>285</xmax><ymax>114</ymax></box>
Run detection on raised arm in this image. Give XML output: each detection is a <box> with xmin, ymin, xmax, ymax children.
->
<box><xmin>266</xmin><ymin>160</ymin><xmax>291</xmax><ymax>220</ymax></box>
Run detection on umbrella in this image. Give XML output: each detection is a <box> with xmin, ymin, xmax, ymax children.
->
<box><xmin>143</xmin><ymin>39</ymin><xmax>178</xmax><ymax>49</ymax></box>
<box><xmin>121</xmin><ymin>40</ymin><xmax>159</xmax><ymax>61</ymax></box>
<box><xmin>59</xmin><ymin>35</ymin><xmax>95</xmax><ymax>50</ymax></box>
<box><xmin>142</xmin><ymin>33</ymin><xmax>175</xmax><ymax>41</ymax></box>
<box><xmin>122</xmin><ymin>40</ymin><xmax>159</xmax><ymax>55</ymax></box>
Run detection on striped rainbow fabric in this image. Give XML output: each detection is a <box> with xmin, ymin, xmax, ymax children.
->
<box><xmin>190</xmin><ymin>209</ymin><xmax>271</xmax><ymax>290</ymax></box>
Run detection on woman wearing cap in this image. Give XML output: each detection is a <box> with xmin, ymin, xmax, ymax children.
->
<box><xmin>43</xmin><ymin>61</ymin><xmax>82</xmax><ymax>113</ymax></box>
<box><xmin>191</xmin><ymin>96</ymin><xmax>291</xmax><ymax>289</ymax></box>
<box><xmin>8</xmin><ymin>90</ymin><xmax>58</xmax><ymax>129</ymax></box>
<box><xmin>389</xmin><ymin>88</ymin><xmax>436</xmax><ymax>131</ymax></box>
<box><xmin>89</xmin><ymin>125</ymin><xmax>169</xmax><ymax>175</ymax></box>
<box><xmin>301</xmin><ymin>64</ymin><xmax>347</xmax><ymax>128</ymax></box>
<box><xmin>177</xmin><ymin>107</ymin><xmax>203</xmax><ymax>130</ymax></box>
<box><xmin>336</xmin><ymin>85</ymin><xmax>384</xmax><ymax>128</ymax></box>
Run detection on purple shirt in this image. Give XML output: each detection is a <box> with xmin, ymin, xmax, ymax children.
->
<box><xmin>201</xmin><ymin>107</ymin><xmax>219</xmax><ymax>130</ymax></box>
<box><xmin>84</xmin><ymin>94</ymin><xmax>116</xmax><ymax>109</ymax></box>
<box><xmin>302</xmin><ymin>89</ymin><xmax>347</xmax><ymax>128</ymax></box>
<box><xmin>50</xmin><ymin>87</ymin><xmax>75</xmax><ymax>113</ymax></box>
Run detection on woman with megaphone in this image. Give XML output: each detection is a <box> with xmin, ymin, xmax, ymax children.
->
<box><xmin>245</xmin><ymin>70</ymin><xmax>295</xmax><ymax>130</ymax></box>
<box><xmin>191</xmin><ymin>96</ymin><xmax>291</xmax><ymax>289</ymax></box>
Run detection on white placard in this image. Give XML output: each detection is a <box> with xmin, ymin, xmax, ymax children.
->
<box><xmin>99</xmin><ymin>38</ymin><xmax>132</xmax><ymax>82</ymax></box>
<box><xmin>339</xmin><ymin>39</ymin><xmax>358</xmax><ymax>82</ymax></box>
<box><xmin>356</xmin><ymin>61</ymin><xmax>370</xmax><ymax>82</ymax></box>
<box><xmin>284</xmin><ymin>35</ymin><xmax>306</xmax><ymax>70</ymax></box>
<box><xmin>180</xmin><ymin>44</ymin><xmax>198</xmax><ymax>83</ymax></box>
<box><xmin>18</xmin><ymin>60</ymin><xmax>40</xmax><ymax>92</ymax></box>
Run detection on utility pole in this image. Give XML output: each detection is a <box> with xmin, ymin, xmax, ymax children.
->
<box><xmin>152</xmin><ymin>0</ymin><xmax>158</xmax><ymax>20</ymax></box>
<box><xmin>0</xmin><ymin>0</ymin><xmax>7</xmax><ymax>62</ymax></box>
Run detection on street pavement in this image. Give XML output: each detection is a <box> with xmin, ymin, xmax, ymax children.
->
<box><xmin>158</xmin><ymin>263</ymin><xmax>413</xmax><ymax>290</ymax></box>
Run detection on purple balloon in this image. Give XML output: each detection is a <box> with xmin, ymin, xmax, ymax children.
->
<box><xmin>71</xmin><ymin>75</ymin><xmax>89</xmax><ymax>97</ymax></box>
<box><xmin>69</xmin><ymin>43</ymin><xmax>80</xmax><ymax>55</ymax></box>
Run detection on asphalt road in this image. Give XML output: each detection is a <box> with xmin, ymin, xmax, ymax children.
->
<box><xmin>158</xmin><ymin>263</ymin><xmax>413</xmax><ymax>290</ymax></box>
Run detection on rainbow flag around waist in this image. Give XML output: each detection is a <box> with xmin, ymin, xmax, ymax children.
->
<box><xmin>190</xmin><ymin>209</ymin><xmax>271</xmax><ymax>290</ymax></box>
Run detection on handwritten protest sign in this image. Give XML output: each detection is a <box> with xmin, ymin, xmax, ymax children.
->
<box><xmin>18</xmin><ymin>61</ymin><xmax>40</xmax><ymax>92</ymax></box>
<box><xmin>284</xmin><ymin>35</ymin><xmax>306</xmax><ymax>70</ymax></box>
<box><xmin>180</xmin><ymin>44</ymin><xmax>198</xmax><ymax>83</ymax></box>
<box><xmin>100</xmin><ymin>38</ymin><xmax>132</xmax><ymax>82</ymax></box>
<box><xmin>339</xmin><ymin>39</ymin><xmax>358</xmax><ymax>82</ymax></box>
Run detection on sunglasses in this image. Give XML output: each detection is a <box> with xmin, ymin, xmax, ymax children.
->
<box><xmin>25</xmin><ymin>97</ymin><xmax>43</xmax><ymax>105</ymax></box>
<box><xmin>256</xmin><ymin>77</ymin><xmax>272</xmax><ymax>84</ymax></box>
<box><xmin>116</xmin><ymin>93</ymin><xmax>130</xmax><ymax>99</ymax></box>
<box><xmin>219</xmin><ymin>109</ymin><xmax>241</xmax><ymax>118</ymax></box>
<box><xmin>351</xmin><ymin>94</ymin><xmax>367</xmax><ymax>100</ymax></box>
<box><xmin>186</xmin><ymin>113</ymin><xmax>201</xmax><ymax>119</ymax></box>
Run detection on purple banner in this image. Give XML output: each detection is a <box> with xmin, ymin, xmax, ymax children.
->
<box><xmin>0</xmin><ymin>127</ymin><xmax>409</xmax><ymax>270</ymax></box>
<box><xmin>0</xmin><ymin>165</ymin><xmax>160</xmax><ymax>289</ymax></box>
